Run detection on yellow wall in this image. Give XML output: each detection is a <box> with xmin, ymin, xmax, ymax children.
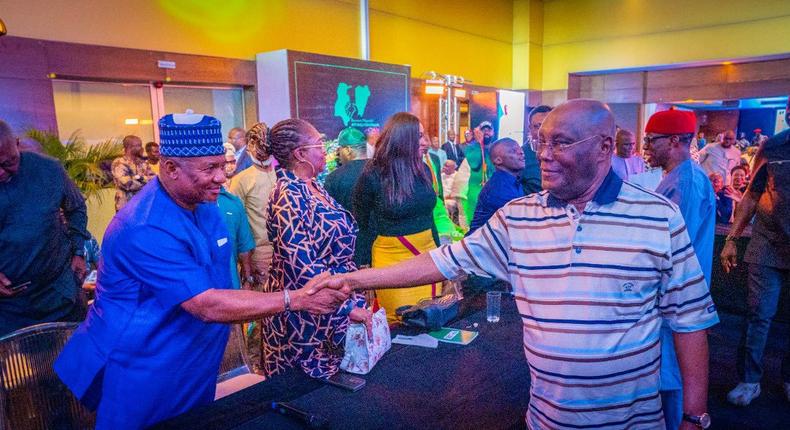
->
<box><xmin>540</xmin><ymin>0</ymin><xmax>790</xmax><ymax>90</ymax></box>
<box><xmin>369</xmin><ymin>0</ymin><xmax>513</xmax><ymax>89</ymax></box>
<box><xmin>0</xmin><ymin>0</ymin><xmax>514</xmax><ymax>88</ymax></box>
<box><xmin>512</xmin><ymin>0</ymin><xmax>543</xmax><ymax>90</ymax></box>
<box><xmin>3</xmin><ymin>0</ymin><xmax>787</xmax><ymax>91</ymax></box>
<box><xmin>86</xmin><ymin>189</ymin><xmax>117</xmax><ymax>244</ymax></box>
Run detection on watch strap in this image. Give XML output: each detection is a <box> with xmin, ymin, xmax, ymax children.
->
<box><xmin>682</xmin><ymin>412</ymin><xmax>710</xmax><ymax>429</ymax></box>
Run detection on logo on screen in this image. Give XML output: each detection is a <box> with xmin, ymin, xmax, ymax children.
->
<box><xmin>334</xmin><ymin>83</ymin><xmax>373</xmax><ymax>127</ymax></box>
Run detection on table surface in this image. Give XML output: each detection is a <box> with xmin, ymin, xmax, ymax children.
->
<box><xmin>154</xmin><ymin>295</ymin><xmax>530</xmax><ymax>430</ymax></box>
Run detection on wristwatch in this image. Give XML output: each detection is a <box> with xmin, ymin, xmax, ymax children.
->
<box><xmin>682</xmin><ymin>412</ymin><xmax>711</xmax><ymax>429</ymax></box>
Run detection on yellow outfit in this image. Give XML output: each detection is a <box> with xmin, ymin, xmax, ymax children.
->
<box><xmin>372</xmin><ymin>229</ymin><xmax>437</xmax><ymax>323</ymax></box>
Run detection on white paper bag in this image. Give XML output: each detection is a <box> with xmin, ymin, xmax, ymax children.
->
<box><xmin>340</xmin><ymin>308</ymin><xmax>391</xmax><ymax>375</ymax></box>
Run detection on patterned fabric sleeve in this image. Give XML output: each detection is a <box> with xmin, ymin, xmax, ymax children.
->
<box><xmin>430</xmin><ymin>207</ymin><xmax>512</xmax><ymax>281</ymax></box>
<box><xmin>658</xmin><ymin>207</ymin><xmax>720</xmax><ymax>332</ymax></box>
<box><xmin>111</xmin><ymin>158</ymin><xmax>145</xmax><ymax>192</ymax></box>
<box><xmin>267</xmin><ymin>182</ymin><xmax>327</xmax><ymax>287</ymax></box>
<box><xmin>142</xmin><ymin>160</ymin><xmax>156</xmax><ymax>181</ymax></box>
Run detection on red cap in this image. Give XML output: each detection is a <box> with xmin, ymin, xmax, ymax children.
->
<box><xmin>753</xmin><ymin>128</ymin><xmax>762</xmax><ymax>133</ymax></box>
<box><xmin>645</xmin><ymin>108</ymin><xmax>697</xmax><ymax>135</ymax></box>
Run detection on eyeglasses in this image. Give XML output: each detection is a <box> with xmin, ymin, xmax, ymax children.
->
<box><xmin>532</xmin><ymin>134</ymin><xmax>603</xmax><ymax>154</ymax></box>
<box><xmin>642</xmin><ymin>134</ymin><xmax>673</xmax><ymax>146</ymax></box>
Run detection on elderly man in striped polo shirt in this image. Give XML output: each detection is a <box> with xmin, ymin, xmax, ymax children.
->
<box><xmin>311</xmin><ymin>99</ymin><xmax>718</xmax><ymax>430</ymax></box>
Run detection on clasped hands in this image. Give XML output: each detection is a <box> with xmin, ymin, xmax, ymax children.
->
<box><xmin>297</xmin><ymin>272</ymin><xmax>372</xmax><ymax>336</ymax></box>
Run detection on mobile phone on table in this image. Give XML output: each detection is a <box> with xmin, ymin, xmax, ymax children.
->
<box><xmin>9</xmin><ymin>281</ymin><xmax>31</xmax><ymax>293</ymax></box>
<box><xmin>325</xmin><ymin>373</ymin><xmax>366</xmax><ymax>392</ymax></box>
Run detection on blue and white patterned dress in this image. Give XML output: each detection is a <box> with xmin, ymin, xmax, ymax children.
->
<box><xmin>262</xmin><ymin>170</ymin><xmax>366</xmax><ymax>379</ymax></box>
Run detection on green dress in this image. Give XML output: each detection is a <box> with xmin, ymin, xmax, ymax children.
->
<box><xmin>462</xmin><ymin>141</ymin><xmax>494</xmax><ymax>224</ymax></box>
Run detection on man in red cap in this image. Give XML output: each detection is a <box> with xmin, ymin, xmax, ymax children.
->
<box><xmin>643</xmin><ymin>108</ymin><xmax>716</xmax><ymax>430</ymax></box>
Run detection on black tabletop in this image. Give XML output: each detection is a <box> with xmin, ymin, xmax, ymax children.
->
<box><xmin>155</xmin><ymin>294</ymin><xmax>530</xmax><ymax>430</ymax></box>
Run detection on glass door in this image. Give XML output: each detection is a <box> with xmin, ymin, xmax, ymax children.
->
<box><xmin>161</xmin><ymin>86</ymin><xmax>246</xmax><ymax>140</ymax></box>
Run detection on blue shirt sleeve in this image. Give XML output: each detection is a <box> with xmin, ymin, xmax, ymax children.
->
<box><xmin>237</xmin><ymin>206</ymin><xmax>255</xmax><ymax>254</ymax></box>
<box><xmin>120</xmin><ymin>226</ymin><xmax>215</xmax><ymax>309</ymax></box>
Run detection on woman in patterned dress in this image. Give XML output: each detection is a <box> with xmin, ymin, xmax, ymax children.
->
<box><xmin>259</xmin><ymin>118</ymin><xmax>370</xmax><ymax>379</ymax></box>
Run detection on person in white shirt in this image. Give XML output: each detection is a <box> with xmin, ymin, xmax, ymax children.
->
<box><xmin>610</xmin><ymin>129</ymin><xmax>645</xmax><ymax>181</ymax></box>
<box><xmin>440</xmin><ymin>160</ymin><xmax>459</xmax><ymax>224</ymax></box>
<box><xmin>697</xmin><ymin>130</ymin><xmax>742</xmax><ymax>184</ymax></box>
<box><xmin>428</xmin><ymin>136</ymin><xmax>448</xmax><ymax>168</ymax></box>
<box><xmin>365</xmin><ymin>127</ymin><xmax>380</xmax><ymax>159</ymax></box>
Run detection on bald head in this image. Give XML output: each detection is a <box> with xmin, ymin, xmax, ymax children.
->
<box><xmin>122</xmin><ymin>135</ymin><xmax>144</xmax><ymax>159</ymax></box>
<box><xmin>615</xmin><ymin>129</ymin><xmax>636</xmax><ymax>158</ymax></box>
<box><xmin>490</xmin><ymin>138</ymin><xmax>524</xmax><ymax>175</ymax></box>
<box><xmin>537</xmin><ymin>99</ymin><xmax>615</xmax><ymax>202</ymax></box>
<box><xmin>547</xmin><ymin>99</ymin><xmax>616</xmax><ymax>140</ymax></box>
<box><xmin>228</xmin><ymin>127</ymin><xmax>246</xmax><ymax>151</ymax></box>
<box><xmin>721</xmin><ymin>130</ymin><xmax>736</xmax><ymax>148</ymax></box>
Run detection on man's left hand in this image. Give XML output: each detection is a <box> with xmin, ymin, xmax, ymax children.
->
<box><xmin>71</xmin><ymin>256</ymin><xmax>87</xmax><ymax>283</ymax></box>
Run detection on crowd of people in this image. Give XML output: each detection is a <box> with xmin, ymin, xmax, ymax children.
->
<box><xmin>0</xmin><ymin>96</ymin><xmax>787</xmax><ymax>429</ymax></box>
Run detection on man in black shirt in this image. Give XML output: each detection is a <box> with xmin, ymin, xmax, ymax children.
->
<box><xmin>0</xmin><ymin>120</ymin><xmax>90</xmax><ymax>335</ymax></box>
<box><xmin>721</xmin><ymin>104</ymin><xmax>790</xmax><ymax>406</ymax></box>
<box><xmin>325</xmin><ymin>127</ymin><xmax>372</xmax><ymax>266</ymax></box>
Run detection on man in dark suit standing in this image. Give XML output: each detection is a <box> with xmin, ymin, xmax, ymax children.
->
<box><xmin>441</xmin><ymin>129</ymin><xmax>465</xmax><ymax>165</ymax></box>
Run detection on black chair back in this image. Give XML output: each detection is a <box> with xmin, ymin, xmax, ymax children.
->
<box><xmin>0</xmin><ymin>322</ymin><xmax>95</xmax><ymax>430</ymax></box>
<box><xmin>216</xmin><ymin>324</ymin><xmax>251</xmax><ymax>383</ymax></box>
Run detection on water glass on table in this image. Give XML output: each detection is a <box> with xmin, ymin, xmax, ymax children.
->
<box><xmin>486</xmin><ymin>291</ymin><xmax>501</xmax><ymax>323</ymax></box>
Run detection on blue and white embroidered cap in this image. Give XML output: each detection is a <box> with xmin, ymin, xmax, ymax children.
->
<box><xmin>159</xmin><ymin>110</ymin><xmax>225</xmax><ymax>157</ymax></box>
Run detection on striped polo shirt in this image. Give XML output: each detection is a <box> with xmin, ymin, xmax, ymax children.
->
<box><xmin>430</xmin><ymin>169</ymin><xmax>719</xmax><ymax>430</ymax></box>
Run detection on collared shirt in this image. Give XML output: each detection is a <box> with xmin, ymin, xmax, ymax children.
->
<box><xmin>430</xmin><ymin>169</ymin><xmax>719</xmax><ymax>429</ymax></box>
<box><xmin>234</xmin><ymin>146</ymin><xmax>254</xmax><ymax>175</ymax></box>
<box><xmin>234</xmin><ymin>145</ymin><xmax>246</xmax><ymax>162</ymax></box>
<box><xmin>469</xmin><ymin>169</ymin><xmax>524</xmax><ymax>234</ymax></box>
<box><xmin>228</xmin><ymin>164</ymin><xmax>278</xmax><ymax>250</ymax></box>
<box><xmin>0</xmin><ymin>152</ymin><xmax>89</xmax><ymax>335</ymax></box>
<box><xmin>520</xmin><ymin>144</ymin><xmax>542</xmax><ymax>195</ymax></box>
<box><xmin>611</xmin><ymin>154</ymin><xmax>646</xmax><ymax>181</ymax></box>
<box><xmin>366</xmin><ymin>142</ymin><xmax>375</xmax><ymax>159</ymax></box>
<box><xmin>111</xmin><ymin>155</ymin><xmax>154</xmax><ymax>211</ymax></box>
<box><xmin>428</xmin><ymin>147</ymin><xmax>448</xmax><ymax>171</ymax></box>
<box><xmin>442</xmin><ymin>140</ymin><xmax>465</xmax><ymax>165</ymax></box>
<box><xmin>745</xmin><ymin>129</ymin><xmax>790</xmax><ymax>269</ymax></box>
<box><xmin>655</xmin><ymin>159</ymin><xmax>715</xmax><ymax>284</ymax></box>
<box><xmin>148</xmin><ymin>161</ymin><xmax>160</xmax><ymax>176</ymax></box>
<box><xmin>217</xmin><ymin>188</ymin><xmax>256</xmax><ymax>289</ymax></box>
<box><xmin>654</xmin><ymin>158</ymin><xmax>716</xmax><ymax>391</ymax></box>
<box><xmin>697</xmin><ymin>142</ymin><xmax>741</xmax><ymax>184</ymax></box>
<box><xmin>55</xmin><ymin>178</ymin><xmax>232</xmax><ymax>429</ymax></box>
